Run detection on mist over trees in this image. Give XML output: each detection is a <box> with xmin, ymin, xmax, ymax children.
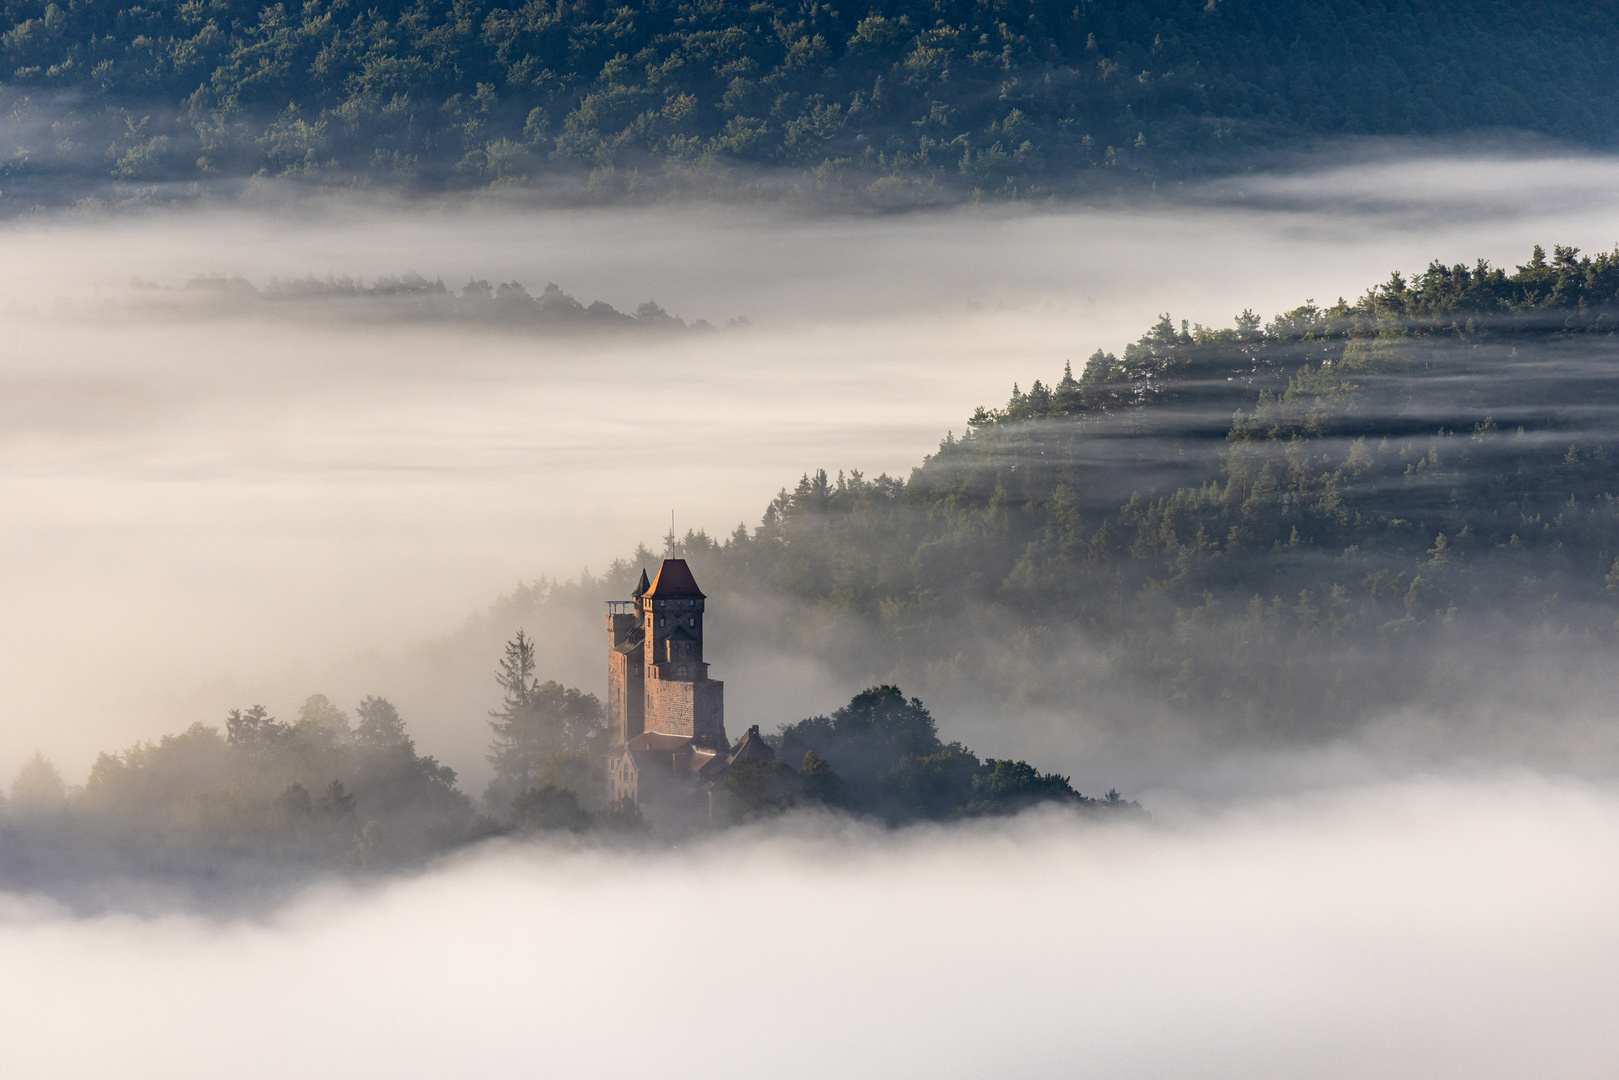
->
<box><xmin>485</xmin><ymin>629</ymin><xmax>609</xmax><ymax>812</ymax></box>
<box><xmin>474</xmin><ymin>631</ymin><xmax>1097</xmax><ymax>830</ymax></box>
<box><xmin>0</xmin><ymin>694</ymin><xmax>485</xmax><ymax>909</ymax></box>
<box><xmin>528</xmin><ymin>243</ymin><xmax>1619</xmax><ymax>743</ymax></box>
<box><xmin>0</xmin><ymin>618</ymin><xmax>1108</xmax><ymax>907</ymax></box>
<box><xmin>9</xmin><ymin>242</ymin><xmax>1617</xmax><ymax>904</ymax></box>
<box><xmin>8</xmin><ymin>751</ymin><xmax>66</xmax><ymax>814</ymax></box>
<box><xmin>160</xmin><ymin>271</ymin><xmax>731</xmax><ymax>332</ymax></box>
<box><xmin>3</xmin><ymin>0</ymin><xmax>1619</xmax><ymax>208</ymax></box>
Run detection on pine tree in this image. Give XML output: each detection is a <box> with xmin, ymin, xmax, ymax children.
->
<box><xmin>485</xmin><ymin>632</ymin><xmax>606</xmax><ymax>813</ymax></box>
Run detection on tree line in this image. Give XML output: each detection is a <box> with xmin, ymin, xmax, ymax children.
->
<box><xmin>4</xmin><ymin>0</ymin><xmax>1619</xmax><ymax>207</ymax></box>
<box><xmin>1</xmin><ymin>628</ymin><xmax>1109</xmax><ymax>904</ymax></box>
<box><xmin>0</xmin><ymin>693</ymin><xmax>481</xmax><ymax>896</ymax></box>
<box><xmin>170</xmin><ymin>271</ymin><xmax>739</xmax><ymax>331</ymax></box>
<box><xmin>733</xmin><ymin>685</ymin><xmax>1129</xmax><ymax>823</ymax></box>
<box><xmin>480</xmin><ymin>629</ymin><xmax>1111</xmax><ymax>829</ymax></box>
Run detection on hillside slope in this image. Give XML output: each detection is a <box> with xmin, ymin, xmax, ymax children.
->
<box><xmin>634</xmin><ymin>243</ymin><xmax>1619</xmax><ymax>735</ymax></box>
<box><xmin>3</xmin><ymin>0</ymin><xmax>1618</xmax><ymax>206</ymax></box>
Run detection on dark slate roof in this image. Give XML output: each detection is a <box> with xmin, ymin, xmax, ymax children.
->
<box><xmin>643</xmin><ymin>559</ymin><xmax>706</xmax><ymax>598</ymax></box>
<box><xmin>698</xmin><ymin>726</ymin><xmax>777</xmax><ymax>784</ymax></box>
<box><xmin>613</xmin><ymin>626</ymin><xmax>645</xmax><ymax>654</ymax></box>
<box><xmin>729</xmin><ymin>725</ymin><xmax>776</xmax><ymax>763</ymax></box>
<box><xmin>632</xmin><ymin>568</ymin><xmax>651</xmax><ymax>598</ymax></box>
<box><xmin>665</xmin><ymin>626</ymin><xmax>697</xmax><ymax>642</ymax></box>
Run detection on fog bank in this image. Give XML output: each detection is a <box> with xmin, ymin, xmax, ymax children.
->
<box><xmin>9</xmin><ymin>148</ymin><xmax>1619</xmax><ymax>786</ymax></box>
<box><xmin>1</xmin><ymin>775</ymin><xmax>1613</xmax><ymax>1078</ymax></box>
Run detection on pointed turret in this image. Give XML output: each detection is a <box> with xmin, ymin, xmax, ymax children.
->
<box><xmin>643</xmin><ymin>558</ymin><xmax>705</xmax><ymax>598</ymax></box>
<box><xmin>604</xmin><ymin>551</ymin><xmax>729</xmax><ymax>805</ymax></box>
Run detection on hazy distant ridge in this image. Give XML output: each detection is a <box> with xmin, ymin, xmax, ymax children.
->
<box><xmin>151</xmin><ymin>271</ymin><xmax>735</xmax><ymax>331</ymax></box>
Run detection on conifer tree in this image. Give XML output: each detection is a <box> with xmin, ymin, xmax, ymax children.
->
<box><xmin>485</xmin><ymin>632</ymin><xmax>606</xmax><ymax>813</ymax></box>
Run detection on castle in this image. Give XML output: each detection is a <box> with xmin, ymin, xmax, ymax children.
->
<box><xmin>603</xmin><ymin>559</ymin><xmax>773</xmax><ymax>812</ymax></box>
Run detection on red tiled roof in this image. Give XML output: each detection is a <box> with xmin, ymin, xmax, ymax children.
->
<box><xmin>643</xmin><ymin>559</ymin><xmax>706</xmax><ymax>598</ymax></box>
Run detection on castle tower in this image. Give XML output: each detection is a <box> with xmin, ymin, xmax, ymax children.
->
<box><xmin>604</xmin><ymin>559</ymin><xmax>760</xmax><ymax>812</ymax></box>
<box><xmin>637</xmin><ymin>559</ymin><xmax>726</xmax><ymax>749</ymax></box>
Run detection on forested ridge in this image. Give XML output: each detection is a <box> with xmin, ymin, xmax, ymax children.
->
<box><xmin>625</xmin><ymin>243</ymin><xmax>1619</xmax><ymax>733</ymax></box>
<box><xmin>163</xmin><ymin>270</ymin><xmax>739</xmax><ymax>330</ymax></box>
<box><xmin>3</xmin><ymin>0</ymin><xmax>1618</xmax><ymax>207</ymax></box>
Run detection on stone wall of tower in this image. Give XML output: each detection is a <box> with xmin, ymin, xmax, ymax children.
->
<box><xmin>608</xmin><ymin>650</ymin><xmax>645</xmax><ymax>745</ymax></box>
<box><xmin>645</xmin><ymin>670</ymin><xmax>726</xmax><ymax>747</ymax></box>
<box><xmin>606</xmin><ymin>611</ymin><xmax>644</xmax><ymax>746</ymax></box>
<box><xmin>642</xmin><ymin>595</ymin><xmax>705</xmax><ymax>666</ymax></box>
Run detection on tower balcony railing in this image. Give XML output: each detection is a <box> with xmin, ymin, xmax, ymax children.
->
<box><xmin>606</xmin><ymin>600</ymin><xmax>637</xmax><ymax>614</ymax></box>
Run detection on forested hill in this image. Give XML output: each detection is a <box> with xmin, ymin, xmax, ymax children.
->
<box><xmin>634</xmin><ymin>244</ymin><xmax>1619</xmax><ymax>735</ymax></box>
<box><xmin>3</xmin><ymin>0</ymin><xmax>1618</xmax><ymax>208</ymax></box>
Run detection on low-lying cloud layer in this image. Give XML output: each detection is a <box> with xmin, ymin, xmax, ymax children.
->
<box><xmin>6</xmin><ymin>146</ymin><xmax>1619</xmax><ymax>789</ymax></box>
<box><xmin>1</xmin><ymin>775</ymin><xmax>1614</xmax><ymax>1078</ymax></box>
<box><xmin>4</xmin><ymin>152</ymin><xmax>1619</xmax><ymax>1075</ymax></box>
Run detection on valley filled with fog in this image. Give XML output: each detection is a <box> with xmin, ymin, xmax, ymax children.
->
<box><xmin>4</xmin><ymin>147</ymin><xmax>1619</xmax><ymax>1075</ymax></box>
<box><xmin>7</xmin><ymin>149</ymin><xmax>1619</xmax><ymax>795</ymax></box>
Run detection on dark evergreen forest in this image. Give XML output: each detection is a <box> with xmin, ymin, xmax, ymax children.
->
<box><xmin>3</xmin><ymin>0</ymin><xmax>1618</xmax><ymax>207</ymax></box>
